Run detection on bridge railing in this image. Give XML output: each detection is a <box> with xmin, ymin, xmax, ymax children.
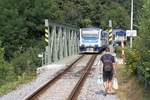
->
<box><xmin>44</xmin><ymin>19</ymin><xmax>79</xmax><ymax>65</ymax></box>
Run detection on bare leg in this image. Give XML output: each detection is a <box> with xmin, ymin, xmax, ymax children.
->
<box><xmin>104</xmin><ymin>80</ymin><xmax>109</xmax><ymax>92</ymax></box>
<box><xmin>104</xmin><ymin>81</ymin><xmax>107</xmax><ymax>90</ymax></box>
<box><xmin>108</xmin><ymin>80</ymin><xmax>112</xmax><ymax>93</ymax></box>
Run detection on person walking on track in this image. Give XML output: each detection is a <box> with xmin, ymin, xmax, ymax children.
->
<box><xmin>101</xmin><ymin>47</ymin><xmax>116</xmax><ymax>94</ymax></box>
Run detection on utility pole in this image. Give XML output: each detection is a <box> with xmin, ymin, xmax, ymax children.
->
<box><xmin>108</xmin><ymin>20</ymin><xmax>113</xmax><ymax>45</ymax></box>
<box><xmin>130</xmin><ymin>0</ymin><xmax>133</xmax><ymax>48</ymax></box>
<box><xmin>45</xmin><ymin>19</ymin><xmax>50</xmax><ymax>64</ymax></box>
<box><xmin>108</xmin><ymin>20</ymin><xmax>114</xmax><ymax>53</ymax></box>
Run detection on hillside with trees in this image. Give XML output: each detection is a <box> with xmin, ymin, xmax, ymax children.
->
<box><xmin>1</xmin><ymin>0</ymin><xmax>149</xmax><ymax>96</ymax></box>
<box><xmin>125</xmin><ymin>0</ymin><xmax>150</xmax><ymax>86</ymax></box>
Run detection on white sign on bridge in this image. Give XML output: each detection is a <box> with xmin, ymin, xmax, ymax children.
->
<box><xmin>126</xmin><ymin>30</ymin><xmax>137</xmax><ymax>37</ymax></box>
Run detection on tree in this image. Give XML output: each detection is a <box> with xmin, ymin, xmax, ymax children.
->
<box><xmin>0</xmin><ymin>0</ymin><xmax>132</xmax><ymax>60</ymax></box>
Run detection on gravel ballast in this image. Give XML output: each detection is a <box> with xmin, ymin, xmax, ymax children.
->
<box><xmin>0</xmin><ymin>54</ymin><xmax>120</xmax><ymax>100</ymax></box>
<box><xmin>78</xmin><ymin>54</ymin><xmax>119</xmax><ymax>100</ymax></box>
<box><xmin>31</xmin><ymin>55</ymin><xmax>92</xmax><ymax>100</ymax></box>
<box><xmin>0</xmin><ymin>55</ymin><xmax>80</xmax><ymax>100</ymax></box>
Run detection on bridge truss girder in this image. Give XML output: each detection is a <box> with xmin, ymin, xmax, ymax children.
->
<box><xmin>45</xmin><ymin>21</ymin><xmax>79</xmax><ymax>65</ymax></box>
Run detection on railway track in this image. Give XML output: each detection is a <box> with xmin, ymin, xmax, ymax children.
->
<box><xmin>25</xmin><ymin>54</ymin><xmax>97</xmax><ymax>100</ymax></box>
<box><xmin>68</xmin><ymin>55</ymin><xmax>97</xmax><ymax>100</ymax></box>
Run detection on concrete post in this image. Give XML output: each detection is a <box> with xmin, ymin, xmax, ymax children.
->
<box><xmin>70</xmin><ymin>30</ymin><xmax>73</xmax><ymax>54</ymax></box>
<box><xmin>76</xmin><ymin>30</ymin><xmax>79</xmax><ymax>53</ymax></box>
<box><xmin>67</xmin><ymin>28</ymin><xmax>70</xmax><ymax>56</ymax></box>
<box><xmin>64</xmin><ymin>27</ymin><xmax>68</xmax><ymax>57</ymax></box>
<box><xmin>58</xmin><ymin>27</ymin><xmax>63</xmax><ymax>60</ymax></box>
<box><xmin>74</xmin><ymin>30</ymin><xmax>77</xmax><ymax>54</ymax></box>
<box><xmin>72</xmin><ymin>30</ymin><xmax>75</xmax><ymax>54</ymax></box>
<box><xmin>52</xmin><ymin>25</ymin><xmax>57</xmax><ymax>62</ymax></box>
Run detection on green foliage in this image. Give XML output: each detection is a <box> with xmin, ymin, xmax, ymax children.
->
<box><xmin>0</xmin><ymin>47</ymin><xmax>5</xmax><ymax>63</ymax></box>
<box><xmin>0</xmin><ymin>42</ymin><xmax>38</xmax><ymax>95</ymax></box>
<box><xmin>11</xmin><ymin>47</ymin><xmax>41</xmax><ymax>75</ymax></box>
<box><xmin>0</xmin><ymin>0</ymin><xmax>141</xmax><ymax>95</ymax></box>
<box><xmin>134</xmin><ymin>0</ymin><xmax>150</xmax><ymax>81</ymax></box>
<box><xmin>115</xmin><ymin>46</ymin><xmax>122</xmax><ymax>58</ymax></box>
<box><xmin>0</xmin><ymin>46</ymin><xmax>14</xmax><ymax>86</ymax></box>
<box><xmin>125</xmin><ymin>48</ymin><xmax>140</xmax><ymax>74</ymax></box>
<box><xmin>121</xmin><ymin>0</ymin><xmax>150</xmax><ymax>83</ymax></box>
<box><xmin>0</xmin><ymin>71</ymin><xmax>36</xmax><ymax>96</ymax></box>
<box><xmin>81</xmin><ymin>18</ymin><xmax>92</xmax><ymax>27</ymax></box>
<box><xmin>0</xmin><ymin>0</ymin><xmax>132</xmax><ymax>60</ymax></box>
<box><xmin>0</xmin><ymin>0</ymin><xmax>57</xmax><ymax>60</ymax></box>
<box><xmin>54</xmin><ymin>0</ymin><xmax>131</xmax><ymax>28</ymax></box>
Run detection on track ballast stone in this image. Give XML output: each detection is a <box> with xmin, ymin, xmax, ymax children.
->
<box><xmin>78</xmin><ymin>55</ymin><xmax>119</xmax><ymax>100</ymax></box>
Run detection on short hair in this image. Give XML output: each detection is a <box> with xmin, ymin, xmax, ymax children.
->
<box><xmin>106</xmin><ymin>47</ymin><xmax>110</xmax><ymax>52</ymax></box>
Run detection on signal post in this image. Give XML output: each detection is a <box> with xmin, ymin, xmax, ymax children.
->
<box><xmin>45</xmin><ymin>19</ymin><xmax>50</xmax><ymax>64</ymax></box>
<box><xmin>108</xmin><ymin>20</ymin><xmax>114</xmax><ymax>53</ymax></box>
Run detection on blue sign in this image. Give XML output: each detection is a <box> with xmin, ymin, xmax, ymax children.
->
<box><xmin>116</xmin><ymin>31</ymin><xmax>126</xmax><ymax>36</ymax></box>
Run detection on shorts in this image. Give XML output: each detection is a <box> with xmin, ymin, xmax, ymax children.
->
<box><xmin>103</xmin><ymin>71</ymin><xmax>113</xmax><ymax>82</ymax></box>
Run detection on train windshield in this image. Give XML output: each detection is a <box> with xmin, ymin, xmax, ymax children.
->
<box><xmin>82</xmin><ymin>36</ymin><xmax>98</xmax><ymax>40</ymax></box>
<box><xmin>82</xmin><ymin>34</ymin><xmax>99</xmax><ymax>43</ymax></box>
<box><xmin>82</xmin><ymin>34</ymin><xmax>98</xmax><ymax>39</ymax></box>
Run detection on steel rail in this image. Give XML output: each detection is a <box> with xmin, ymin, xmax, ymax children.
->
<box><xmin>25</xmin><ymin>55</ymin><xmax>84</xmax><ymax>100</ymax></box>
<box><xmin>67</xmin><ymin>55</ymin><xmax>97</xmax><ymax>100</ymax></box>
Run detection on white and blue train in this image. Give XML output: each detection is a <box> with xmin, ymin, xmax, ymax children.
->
<box><xmin>79</xmin><ymin>28</ymin><xmax>108</xmax><ymax>53</ymax></box>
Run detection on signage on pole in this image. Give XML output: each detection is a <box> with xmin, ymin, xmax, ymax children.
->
<box><xmin>115</xmin><ymin>36</ymin><xmax>126</xmax><ymax>41</ymax></box>
<box><xmin>45</xmin><ymin>19</ymin><xmax>49</xmax><ymax>27</ymax></box>
<box><xmin>38</xmin><ymin>53</ymin><xmax>43</xmax><ymax>58</ymax></box>
<box><xmin>126</xmin><ymin>30</ymin><xmax>137</xmax><ymax>37</ymax></box>
<box><xmin>109</xmin><ymin>20</ymin><xmax>112</xmax><ymax>27</ymax></box>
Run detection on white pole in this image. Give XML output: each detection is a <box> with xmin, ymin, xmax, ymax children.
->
<box><xmin>130</xmin><ymin>0</ymin><xmax>133</xmax><ymax>48</ymax></box>
<box><xmin>42</xmin><ymin>52</ymin><xmax>43</xmax><ymax>66</ymax></box>
<box><xmin>121</xmin><ymin>37</ymin><xmax>125</xmax><ymax>64</ymax></box>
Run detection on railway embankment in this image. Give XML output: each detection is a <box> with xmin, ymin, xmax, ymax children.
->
<box><xmin>116</xmin><ymin>59</ymin><xmax>150</xmax><ymax>100</ymax></box>
<box><xmin>0</xmin><ymin>55</ymin><xmax>80</xmax><ymax>100</ymax></box>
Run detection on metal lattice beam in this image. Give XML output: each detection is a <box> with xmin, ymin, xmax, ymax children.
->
<box><xmin>44</xmin><ymin>19</ymin><xmax>79</xmax><ymax>65</ymax></box>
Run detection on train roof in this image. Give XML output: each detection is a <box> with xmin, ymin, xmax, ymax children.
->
<box><xmin>80</xmin><ymin>28</ymin><xmax>102</xmax><ymax>31</ymax></box>
<box><xmin>80</xmin><ymin>28</ymin><xmax>102</xmax><ymax>34</ymax></box>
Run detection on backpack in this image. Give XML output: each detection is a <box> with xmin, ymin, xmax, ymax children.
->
<box><xmin>102</xmin><ymin>54</ymin><xmax>113</xmax><ymax>72</ymax></box>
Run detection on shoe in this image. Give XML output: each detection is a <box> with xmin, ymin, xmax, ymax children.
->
<box><xmin>103</xmin><ymin>91</ymin><xmax>107</xmax><ymax>96</ymax></box>
<box><xmin>107</xmin><ymin>90</ymin><xmax>112</xmax><ymax>94</ymax></box>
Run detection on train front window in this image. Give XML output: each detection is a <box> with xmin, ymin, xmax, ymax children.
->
<box><xmin>82</xmin><ymin>34</ymin><xmax>98</xmax><ymax>40</ymax></box>
<box><xmin>82</xmin><ymin>37</ymin><xmax>98</xmax><ymax>40</ymax></box>
<box><xmin>81</xmin><ymin>34</ymin><xmax>99</xmax><ymax>43</ymax></box>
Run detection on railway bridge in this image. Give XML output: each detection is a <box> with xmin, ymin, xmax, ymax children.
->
<box><xmin>44</xmin><ymin>19</ymin><xmax>79</xmax><ymax>64</ymax></box>
<box><xmin>0</xmin><ymin>20</ymin><xmax>119</xmax><ymax>100</ymax></box>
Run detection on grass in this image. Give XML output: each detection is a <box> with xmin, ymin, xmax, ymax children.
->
<box><xmin>116</xmin><ymin>64</ymin><xmax>150</xmax><ymax>100</ymax></box>
<box><xmin>0</xmin><ymin>72</ymin><xmax>36</xmax><ymax>96</ymax></box>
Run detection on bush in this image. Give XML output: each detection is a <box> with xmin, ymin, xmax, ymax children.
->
<box><xmin>0</xmin><ymin>42</ymin><xmax>42</xmax><ymax>95</ymax></box>
<box><xmin>125</xmin><ymin>48</ymin><xmax>140</xmax><ymax>74</ymax></box>
<box><xmin>115</xmin><ymin>46</ymin><xmax>122</xmax><ymax>58</ymax></box>
<box><xmin>11</xmin><ymin>47</ymin><xmax>41</xmax><ymax>75</ymax></box>
<box><xmin>0</xmin><ymin>47</ymin><xmax>15</xmax><ymax>85</ymax></box>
